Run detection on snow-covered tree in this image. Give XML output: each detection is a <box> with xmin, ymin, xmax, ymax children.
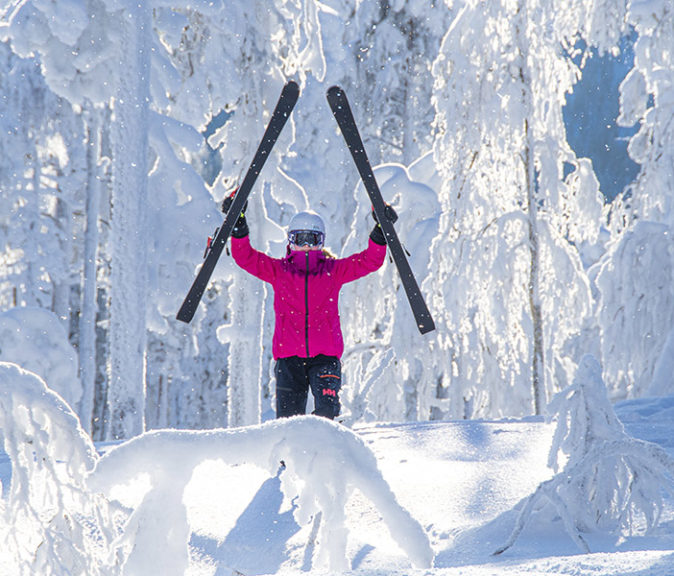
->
<box><xmin>0</xmin><ymin>308</ymin><xmax>81</xmax><ymax>409</ymax></box>
<box><xmin>0</xmin><ymin>362</ymin><xmax>118</xmax><ymax>575</ymax></box>
<box><xmin>4</xmin><ymin>1</ymin><xmax>219</xmax><ymax>437</ymax></box>
<box><xmin>597</xmin><ymin>221</ymin><xmax>674</xmax><ymax>398</ymax></box>
<box><xmin>0</xmin><ymin>41</ymin><xmax>87</xmax><ymax>320</ymax></box>
<box><xmin>77</xmin><ymin>110</ymin><xmax>105</xmax><ymax>435</ymax></box>
<box><xmin>0</xmin><ymin>37</ymin><xmax>111</xmax><ymax>434</ymax></box>
<box><xmin>596</xmin><ymin>0</ymin><xmax>674</xmax><ymax>398</ymax></box>
<box><xmin>339</xmin><ymin>160</ymin><xmax>440</xmax><ymax>423</ymax></box>
<box><xmin>497</xmin><ymin>355</ymin><xmax>674</xmax><ymax>554</ymax></box>
<box><xmin>5</xmin><ymin>1</ymin><xmax>145</xmax><ymax>437</ymax></box>
<box><xmin>343</xmin><ymin>0</ymin><xmax>454</xmax><ymax>166</ymax></box>
<box><xmin>427</xmin><ymin>0</ymin><xmax>614</xmax><ymax>419</ymax></box>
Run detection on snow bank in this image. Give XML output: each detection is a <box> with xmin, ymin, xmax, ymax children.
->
<box><xmin>90</xmin><ymin>416</ymin><xmax>433</xmax><ymax>573</ymax></box>
<box><xmin>0</xmin><ymin>373</ymin><xmax>431</xmax><ymax>574</ymax></box>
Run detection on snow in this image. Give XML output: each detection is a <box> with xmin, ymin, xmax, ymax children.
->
<box><xmin>2</xmin><ymin>0</ymin><xmax>674</xmax><ymax>574</ymax></box>
<box><xmin>3</xmin><ymin>359</ymin><xmax>674</xmax><ymax>575</ymax></box>
<box><xmin>0</xmin><ymin>307</ymin><xmax>81</xmax><ymax>410</ymax></box>
<box><xmin>4</xmin><ymin>0</ymin><xmax>669</xmax><ymax>433</ymax></box>
<box><xmin>88</xmin><ymin>416</ymin><xmax>433</xmax><ymax>573</ymax></box>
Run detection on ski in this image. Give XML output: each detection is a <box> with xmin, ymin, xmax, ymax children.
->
<box><xmin>177</xmin><ymin>80</ymin><xmax>300</xmax><ymax>323</ymax></box>
<box><xmin>326</xmin><ymin>86</ymin><xmax>435</xmax><ymax>334</ymax></box>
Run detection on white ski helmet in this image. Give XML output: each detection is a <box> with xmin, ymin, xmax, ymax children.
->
<box><xmin>287</xmin><ymin>210</ymin><xmax>326</xmax><ymax>236</ymax></box>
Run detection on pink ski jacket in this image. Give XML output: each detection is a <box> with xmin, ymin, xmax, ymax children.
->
<box><xmin>231</xmin><ymin>236</ymin><xmax>386</xmax><ymax>359</ymax></box>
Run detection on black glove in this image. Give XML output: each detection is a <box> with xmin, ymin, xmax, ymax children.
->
<box><xmin>221</xmin><ymin>189</ymin><xmax>248</xmax><ymax>215</ymax></box>
<box><xmin>371</xmin><ymin>204</ymin><xmax>398</xmax><ymax>225</ymax></box>
<box><xmin>370</xmin><ymin>204</ymin><xmax>398</xmax><ymax>245</ymax></box>
<box><xmin>222</xmin><ymin>189</ymin><xmax>249</xmax><ymax>238</ymax></box>
<box><xmin>232</xmin><ymin>214</ymin><xmax>249</xmax><ymax>238</ymax></box>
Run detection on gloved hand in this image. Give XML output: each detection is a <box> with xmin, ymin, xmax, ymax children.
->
<box><xmin>371</xmin><ymin>204</ymin><xmax>398</xmax><ymax>225</ymax></box>
<box><xmin>222</xmin><ymin>188</ymin><xmax>249</xmax><ymax>238</ymax></box>
<box><xmin>221</xmin><ymin>188</ymin><xmax>248</xmax><ymax>215</ymax></box>
<box><xmin>370</xmin><ymin>204</ymin><xmax>398</xmax><ymax>245</ymax></box>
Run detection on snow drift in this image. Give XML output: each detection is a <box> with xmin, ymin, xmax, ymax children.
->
<box><xmin>0</xmin><ymin>361</ymin><xmax>432</xmax><ymax>575</ymax></box>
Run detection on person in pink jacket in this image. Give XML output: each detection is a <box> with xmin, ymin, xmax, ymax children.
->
<box><xmin>224</xmin><ymin>194</ymin><xmax>396</xmax><ymax>420</ymax></box>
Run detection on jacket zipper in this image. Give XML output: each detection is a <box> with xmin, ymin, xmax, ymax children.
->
<box><xmin>305</xmin><ymin>251</ymin><xmax>310</xmax><ymax>357</ymax></box>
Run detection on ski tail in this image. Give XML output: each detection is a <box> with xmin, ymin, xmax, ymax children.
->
<box><xmin>176</xmin><ymin>80</ymin><xmax>300</xmax><ymax>323</ymax></box>
<box><xmin>326</xmin><ymin>86</ymin><xmax>435</xmax><ymax>335</ymax></box>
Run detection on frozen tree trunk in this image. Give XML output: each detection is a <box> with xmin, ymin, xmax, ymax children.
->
<box><xmin>107</xmin><ymin>6</ymin><xmax>151</xmax><ymax>440</ymax></box>
<box><xmin>52</xmin><ymin>191</ymin><xmax>72</xmax><ymax>326</ymax></box>
<box><xmin>25</xmin><ymin>142</ymin><xmax>41</xmax><ymax>308</ymax></box>
<box><xmin>524</xmin><ymin>117</ymin><xmax>545</xmax><ymax>415</ymax></box>
<box><xmin>225</xmin><ymin>112</ymin><xmax>269</xmax><ymax>426</ymax></box>
<box><xmin>401</xmin><ymin>71</ymin><xmax>418</xmax><ymax>420</ymax></box>
<box><xmin>227</xmin><ymin>196</ymin><xmax>265</xmax><ymax>426</ymax></box>
<box><xmin>227</xmin><ymin>273</ymin><xmax>263</xmax><ymax>427</ymax></box>
<box><xmin>517</xmin><ymin>3</ymin><xmax>546</xmax><ymax>415</ymax></box>
<box><xmin>401</xmin><ymin>20</ymin><xmax>418</xmax><ymax>167</ymax></box>
<box><xmin>78</xmin><ymin>110</ymin><xmax>101</xmax><ymax>435</ymax></box>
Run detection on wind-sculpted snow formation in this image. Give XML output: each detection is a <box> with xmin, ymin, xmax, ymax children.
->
<box><xmin>0</xmin><ymin>362</ymin><xmax>432</xmax><ymax>575</ymax></box>
<box><xmin>496</xmin><ymin>354</ymin><xmax>674</xmax><ymax>554</ymax></box>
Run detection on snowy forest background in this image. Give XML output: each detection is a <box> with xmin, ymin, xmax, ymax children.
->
<box><xmin>0</xmin><ymin>0</ymin><xmax>672</xmax><ymax>441</ymax></box>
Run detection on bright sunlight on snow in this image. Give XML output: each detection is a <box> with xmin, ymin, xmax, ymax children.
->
<box><xmin>2</xmin><ymin>0</ymin><xmax>673</xmax><ymax>574</ymax></box>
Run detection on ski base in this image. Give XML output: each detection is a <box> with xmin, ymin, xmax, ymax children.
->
<box><xmin>327</xmin><ymin>85</ymin><xmax>435</xmax><ymax>334</ymax></box>
<box><xmin>177</xmin><ymin>81</ymin><xmax>300</xmax><ymax>323</ymax></box>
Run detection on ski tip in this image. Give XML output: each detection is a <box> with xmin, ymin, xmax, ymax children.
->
<box><xmin>327</xmin><ymin>85</ymin><xmax>343</xmax><ymax>98</ymax></box>
<box><xmin>326</xmin><ymin>86</ymin><xmax>347</xmax><ymax>113</ymax></box>
<box><xmin>284</xmin><ymin>80</ymin><xmax>300</xmax><ymax>99</ymax></box>
<box><xmin>281</xmin><ymin>80</ymin><xmax>300</xmax><ymax>105</ymax></box>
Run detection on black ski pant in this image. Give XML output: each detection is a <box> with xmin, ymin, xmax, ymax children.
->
<box><xmin>274</xmin><ymin>355</ymin><xmax>341</xmax><ymax>419</ymax></box>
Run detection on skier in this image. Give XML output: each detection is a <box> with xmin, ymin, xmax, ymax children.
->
<box><xmin>224</xmin><ymin>192</ymin><xmax>397</xmax><ymax>419</ymax></box>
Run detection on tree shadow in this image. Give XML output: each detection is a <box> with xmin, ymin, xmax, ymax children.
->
<box><xmin>190</xmin><ymin>471</ymin><xmax>301</xmax><ymax>575</ymax></box>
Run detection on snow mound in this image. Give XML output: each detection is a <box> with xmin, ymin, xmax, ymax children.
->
<box><xmin>0</xmin><ymin>368</ymin><xmax>431</xmax><ymax>575</ymax></box>
<box><xmin>90</xmin><ymin>417</ymin><xmax>433</xmax><ymax>573</ymax></box>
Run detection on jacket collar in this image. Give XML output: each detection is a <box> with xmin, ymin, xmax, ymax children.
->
<box><xmin>287</xmin><ymin>248</ymin><xmax>325</xmax><ymax>270</ymax></box>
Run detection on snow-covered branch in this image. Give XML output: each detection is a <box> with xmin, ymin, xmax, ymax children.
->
<box><xmin>496</xmin><ymin>355</ymin><xmax>674</xmax><ymax>555</ymax></box>
<box><xmin>90</xmin><ymin>417</ymin><xmax>433</xmax><ymax>573</ymax></box>
<box><xmin>0</xmin><ymin>362</ymin><xmax>118</xmax><ymax>576</ymax></box>
<box><xmin>0</xmin><ymin>367</ymin><xmax>431</xmax><ymax>573</ymax></box>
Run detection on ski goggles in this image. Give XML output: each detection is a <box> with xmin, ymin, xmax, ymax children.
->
<box><xmin>288</xmin><ymin>230</ymin><xmax>325</xmax><ymax>247</ymax></box>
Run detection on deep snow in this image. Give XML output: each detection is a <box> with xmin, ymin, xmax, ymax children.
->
<box><xmin>180</xmin><ymin>410</ymin><xmax>674</xmax><ymax>575</ymax></box>
<box><xmin>2</xmin><ymin>381</ymin><xmax>674</xmax><ymax>576</ymax></box>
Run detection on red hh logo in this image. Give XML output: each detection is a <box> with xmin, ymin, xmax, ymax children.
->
<box><xmin>322</xmin><ymin>388</ymin><xmax>337</xmax><ymax>398</ymax></box>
